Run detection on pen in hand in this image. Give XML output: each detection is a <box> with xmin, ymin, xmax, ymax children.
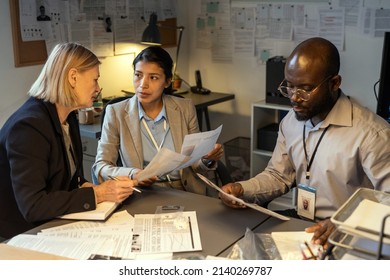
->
<box><xmin>108</xmin><ymin>176</ymin><xmax>142</xmax><ymax>193</ymax></box>
<box><xmin>304</xmin><ymin>241</ymin><xmax>317</xmax><ymax>260</ymax></box>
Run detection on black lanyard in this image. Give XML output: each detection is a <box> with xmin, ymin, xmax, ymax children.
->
<box><xmin>303</xmin><ymin>124</ymin><xmax>329</xmax><ymax>180</ymax></box>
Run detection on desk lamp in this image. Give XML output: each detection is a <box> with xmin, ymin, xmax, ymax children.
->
<box><xmin>141</xmin><ymin>13</ymin><xmax>185</xmax><ymax>90</ymax></box>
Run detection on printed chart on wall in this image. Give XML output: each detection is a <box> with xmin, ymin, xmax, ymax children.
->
<box><xmin>195</xmin><ymin>0</ymin><xmax>390</xmax><ymax>63</ymax></box>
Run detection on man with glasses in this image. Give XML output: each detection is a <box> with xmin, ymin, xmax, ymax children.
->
<box><xmin>220</xmin><ymin>37</ymin><xmax>390</xmax><ymax>249</ymax></box>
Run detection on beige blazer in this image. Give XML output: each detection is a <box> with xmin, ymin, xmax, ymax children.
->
<box><xmin>93</xmin><ymin>94</ymin><xmax>217</xmax><ymax>197</ymax></box>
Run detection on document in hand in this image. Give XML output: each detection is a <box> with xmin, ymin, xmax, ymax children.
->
<box><xmin>135</xmin><ymin>148</ymin><xmax>190</xmax><ymax>182</ymax></box>
<box><xmin>178</xmin><ymin>125</ymin><xmax>223</xmax><ymax>169</ymax></box>
<box><xmin>135</xmin><ymin>125</ymin><xmax>222</xmax><ymax>182</ymax></box>
<box><xmin>196</xmin><ymin>173</ymin><xmax>290</xmax><ymax>221</ymax></box>
<box><xmin>58</xmin><ymin>201</ymin><xmax>119</xmax><ymax>220</ymax></box>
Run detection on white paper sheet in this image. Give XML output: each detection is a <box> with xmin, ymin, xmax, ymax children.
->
<box><xmin>42</xmin><ymin>210</ymin><xmax>134</xmax><ymax>232</ymax></box>
<box><xmin>135</xmin><ymin>147</ymin><xmax>190</xmax><ymax>182</ymax></box>
<box><xmin>7</xmin><ymin>234</ymin><xmax>108</xmax><ymax>260</ymax></box>
<box><xmin>177</xmin><ymin>125</ymin><xmax>222</xmax><ymax>169</ymax></box>
<box><xmin>135</xmin><ymin>125</ymin><xmax>222</xmax><ymax>181</ymax></box>
<box><xmin>197</xmin><ymin>173</ymin><xmax>290</xmax><ymax>221</ymax></box>
<box><xmin>341</xmin><ymin>199</ymin><xmax>390</xmax><ymax>243</ymax></box>
<box><xmin>132</xmin><ymin>211</ymin><xmax>202</xmax><ymax>253</ymax></box>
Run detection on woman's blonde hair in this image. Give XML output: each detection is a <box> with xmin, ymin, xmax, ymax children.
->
<box><xmin>28</xmin><ymin>42</ymin><xmax>101</xmax><ymax>107</ymax></box>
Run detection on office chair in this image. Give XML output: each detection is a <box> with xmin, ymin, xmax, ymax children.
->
<box><xmin>214</xmin><ymin>161</ymin><xmax>233</xmax><ymax>186</ymax></box>
<box><xmin>100</xmin><ymin>96</ymin><xmax>131</xmax><ymax>129</ymax></box>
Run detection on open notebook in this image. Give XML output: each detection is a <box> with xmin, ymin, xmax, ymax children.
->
<box><xmin>58</xmin><ymin>201</ymin><xmax>119</xmax><ymax>220</ymax></box>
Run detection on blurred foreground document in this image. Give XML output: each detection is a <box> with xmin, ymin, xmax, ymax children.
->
<box><xmin>178</xmin><ymin>125</ymin><xmax>223</xmax><ymax>168</ymax></box>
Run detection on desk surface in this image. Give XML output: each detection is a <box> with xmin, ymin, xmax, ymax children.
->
<box><xmin>177</xmin><ymin>91</ymin><xmax>235</xmax><ymax>109</ymax></box>
<box><xmin>0</xmin><ymin>244</ymin><xmax>71</xmax><ymax>260</ymax></box>
<box><xmin>22</xmin><ymin>187</ymin><xmax>269</xmax><ymax>258</ymax></box>
<box><xmin>253</xmin><ymin>216</ymin><xmax>314</xmax><ymax>234</ymax></box>
<box><xmin>121</xmin><ymin>89</ymin><xmax>235</xmax><ymax>109</ymax></box>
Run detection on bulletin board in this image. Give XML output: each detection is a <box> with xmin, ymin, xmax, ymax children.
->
<box><xmin>10</xmin><ymin>0</ymin><xmax>177</xmax><ymax>67</ymax></box>
<box><xmin>9</xmin><ymin>0</ymin><xmax>48</xmax><ymax>67</ymax></box>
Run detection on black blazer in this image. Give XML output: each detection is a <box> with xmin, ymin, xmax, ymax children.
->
<box><xmin>0</xmin><ymin>97</ymin><xmax>95</xmax><ymax>239</ymax></box>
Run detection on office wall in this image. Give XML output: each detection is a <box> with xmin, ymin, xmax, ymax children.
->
<box><xmin>184</xmin><ymin>0</ymin><xmax>386</xmax><ymax>144</ymax></box>
<box><xmin>0</xmin><ymin>2</ymin><xmax>39</xmax><ymax>127</ymax></box>
<box><xmin>0</xmin><ymin>1</ymin><xmax>385</xmax><ymax>147</ymax></box>
<box><xmin>0</xmin><ymin>1</ymin><xmax>186</xmax><ymax>128</ymax></box>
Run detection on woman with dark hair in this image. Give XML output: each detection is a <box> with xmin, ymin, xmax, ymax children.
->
<box><xmin>0</xmin><ymin>43</ymin><xmax>137</xmax><ymax>240</ymax></box>
<box><xmin>93</xmin><ymin>46</ymin><xmax>223</xmax><ymax>196</ymax></box>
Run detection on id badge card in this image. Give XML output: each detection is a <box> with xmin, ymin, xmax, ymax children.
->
<box><xmin>297</xmin><ymin>184</ymin><xmax>316</xmax><ymax>220</ymax></box>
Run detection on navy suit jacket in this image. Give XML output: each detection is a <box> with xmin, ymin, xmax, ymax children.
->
<box><xmin>0</xmin><ymin>97</ymin><xmax>95</xmax><ymax>239</ymax></box>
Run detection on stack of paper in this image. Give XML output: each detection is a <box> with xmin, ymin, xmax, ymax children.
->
<box><xmin>7</xmin><ymin>210</ymin><xmax>135</xmax><ymax>259</ymax></box>
<box><xmin>7</xmin><ymin>211</ymin><xmax>202</xmax><ymax>260</ymax></box>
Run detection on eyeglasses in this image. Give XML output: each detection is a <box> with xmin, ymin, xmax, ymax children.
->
<box><xmin>277</xmin><ymin>76</ymin><xmax>333</xmax><ymax>101</ymax></box>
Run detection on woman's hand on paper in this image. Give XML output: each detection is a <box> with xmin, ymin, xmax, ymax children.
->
<box><xmin>305</xmin><ymin>218</ymin><xmax>335</xmax><ymax>249</ymax></box>
<box><xmin>220</xmin><ymin>183</ymin><xmax>246</xmax><ymax>209</ymax></box>
<box><xmin>93</xmin><ymin>176</ymin><xmax>137</xmax><ymax>203</ymax></box>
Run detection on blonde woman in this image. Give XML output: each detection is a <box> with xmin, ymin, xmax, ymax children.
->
<box><xmin>0</xmin><ymin>43</ymin><xmax>137</xmax><ymax>239</ymax></box>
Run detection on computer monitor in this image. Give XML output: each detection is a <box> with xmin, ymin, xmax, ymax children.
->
<box><xmin>376</xmin><ymin>31</ymin><xmax>390</xmax><ymax>123</ymax></box>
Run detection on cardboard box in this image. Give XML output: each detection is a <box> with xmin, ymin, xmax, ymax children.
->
<box><xmin>0</xmin><ymin>244</ymin><xmax>72</xmax><ymax>260</ymax></box>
